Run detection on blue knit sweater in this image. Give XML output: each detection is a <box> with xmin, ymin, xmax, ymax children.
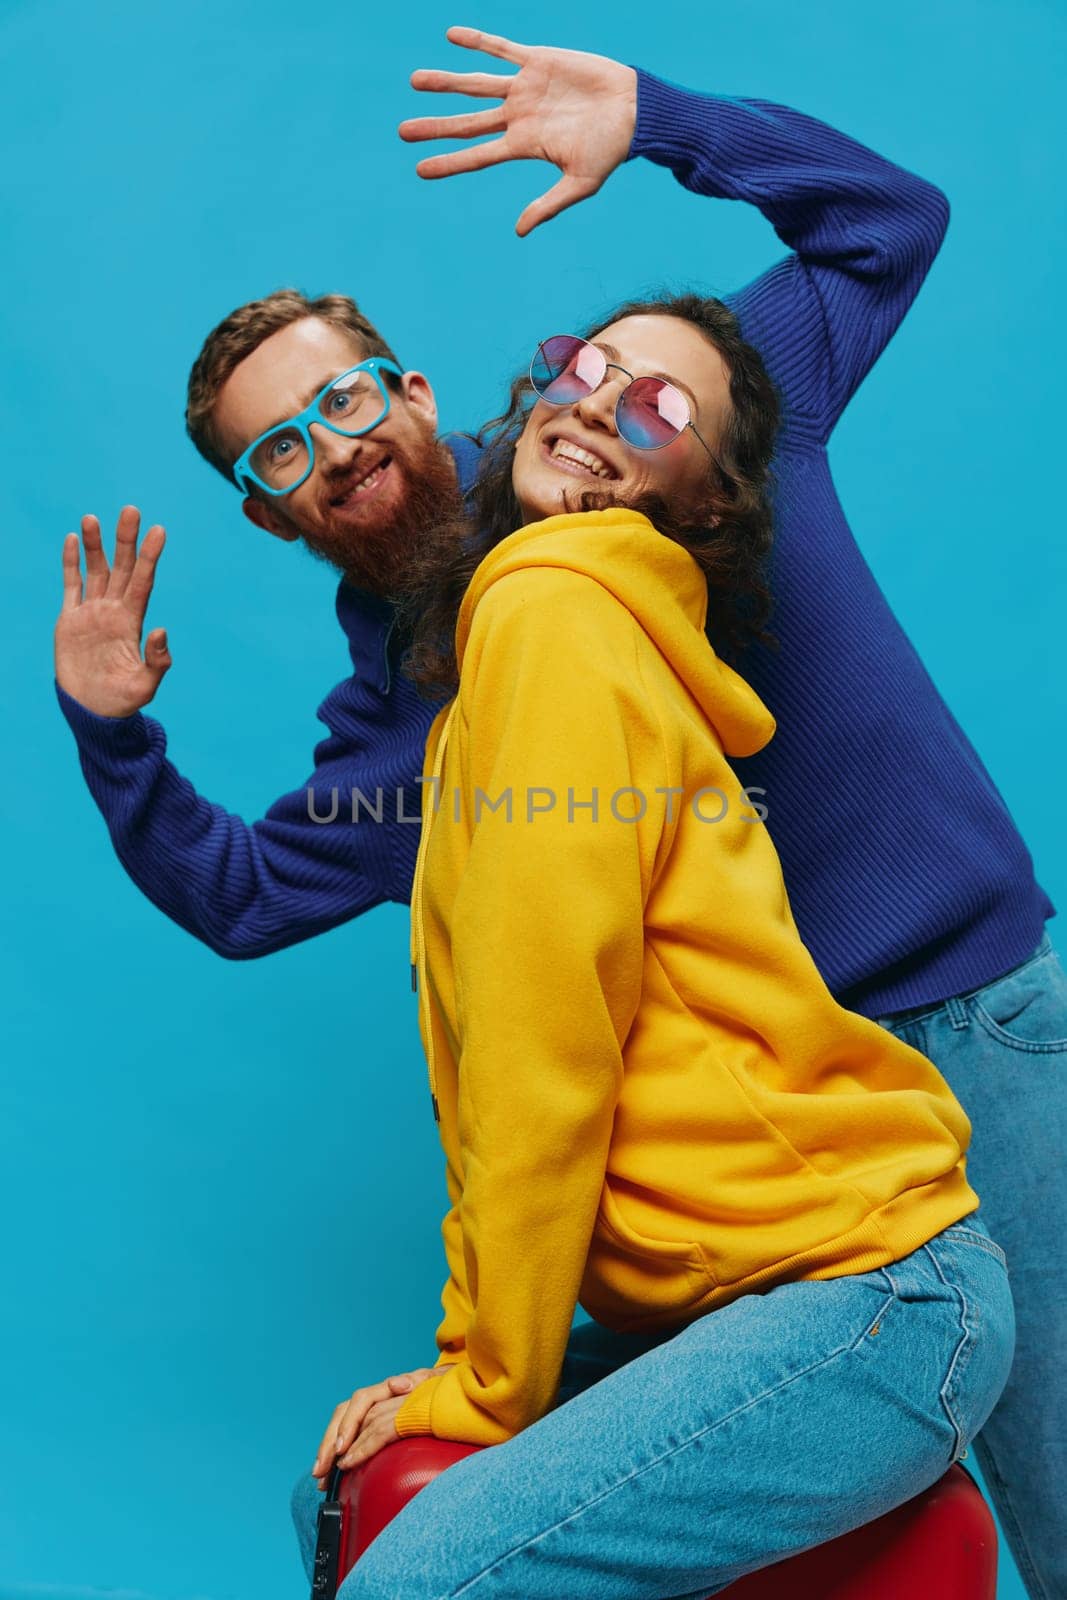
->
<box><xmin>56</xmin><ymin>70</ymin><xmax>1052</xmax><ymax>1017</ymax></box>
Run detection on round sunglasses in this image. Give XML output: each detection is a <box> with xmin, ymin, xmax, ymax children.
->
<box><xmin>529</xmin><ymin>335</ymin><xmax>714</xmax><ymax>457</ymax></box>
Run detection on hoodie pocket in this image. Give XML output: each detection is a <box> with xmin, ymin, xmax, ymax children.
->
<box><xmin>582</xmin><ymin>1184</ymin><xmax>714</xmax><ymax>1325</ymax></box>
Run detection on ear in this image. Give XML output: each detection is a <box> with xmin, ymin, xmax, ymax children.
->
<box><xmin>241</xmin><ymin>495</ymin><xmax>300</xmax><ymax>543</ymax></box>
<box><xmin>399</xmin><ymin>369</ymin><xmax>438</xmax><ymax>433</ymax></box>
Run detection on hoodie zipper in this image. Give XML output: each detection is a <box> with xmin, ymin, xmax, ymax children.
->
<box><xmin>410</xmin><ymin>699</ymin><xmax>459</xmax><ymax>1125</ymax></box>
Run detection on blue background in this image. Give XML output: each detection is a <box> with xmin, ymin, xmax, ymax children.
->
<box><xmin>2</xmin><ymin>1</ymin><xmax>1064</xmax><ymax>1597</ymax></box>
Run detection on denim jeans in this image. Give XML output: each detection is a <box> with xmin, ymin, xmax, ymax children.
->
<box><xmin>875</xmin><ymin>932</ymin><xmax>1067</xmax><ymax>1600</ymax></box>
<box><xmin>291</xmin><ymin>1216</ymin><xmax>1013</xmax><ymax>1599</ymax></box>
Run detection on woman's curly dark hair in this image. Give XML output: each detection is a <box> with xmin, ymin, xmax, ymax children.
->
<box><xmin>398</xmin><ymin>292</ymin><xmax>780</xmax><ymax>698</ymax></box>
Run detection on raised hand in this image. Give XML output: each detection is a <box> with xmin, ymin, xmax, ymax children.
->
<box><xmin>55</xmin><ymin>506</ymin><xmax>172</xmax><ymax>718</ymax></box>
<box><xmin>399</xmin><ymin>25</ymin><xmax>637</xmax><ymax>236</ymax></box>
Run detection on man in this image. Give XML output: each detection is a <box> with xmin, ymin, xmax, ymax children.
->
<box><xmin>55</xmin><ymin>293</ymin><xmax>471</xmax><ymax>950</ymax></box>
<box><xmin>54</xmin><ymin>29</ymin><xmax>1064</xmax><ymax>1597</ymax></box>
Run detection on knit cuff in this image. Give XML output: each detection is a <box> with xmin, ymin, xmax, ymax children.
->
<box><xmin>393</xmin><ymin>1380</ymin><xmax>437</xmax><ymax>1438</ymax></box>
<box><xmin>627</xmin><ymin>68</ymin><xmax>720</xmax><ymax>171</ymax></box>
<box><xmin>55</xmin><ymin>681</ymin><xmax>153</xmax><ymax>759</ymax></box>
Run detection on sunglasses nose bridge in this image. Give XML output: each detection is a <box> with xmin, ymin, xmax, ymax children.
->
<box><xmin>574</xmin><ymin>367</ymin><xmax>626</xmax><ymax>432</ymax></box>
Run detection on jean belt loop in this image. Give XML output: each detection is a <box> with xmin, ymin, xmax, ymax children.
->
<box><xmin>945</xmin><ymin>995</ymin><xmax>971</xmax><ymax>1031</ymax></box>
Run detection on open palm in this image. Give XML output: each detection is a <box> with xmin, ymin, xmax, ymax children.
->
<box><xmin>55</xmin><ymin>506</ymin><xmax>171</xmax><ymax>718</ymax></box>
<box><xmin>399</xmin><ymin>26</ymin><xmax>638</xmax><ymax>236</ymax></box>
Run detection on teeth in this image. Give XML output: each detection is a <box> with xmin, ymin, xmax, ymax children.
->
<box><xmin>352</xmin><ymin>462</ymin><xmax>386</xmax><ymax>494</ymax></box>
<box><xmin>551</xmin><ymin>440</ymin><xmax>613</xmax><ymax>478</ymax></box>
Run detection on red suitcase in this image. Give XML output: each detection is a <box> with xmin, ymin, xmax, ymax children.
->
<box><xmin>312</xmin><ymin>1439</ymin><xmax>997</xmax><ymax>1600</ymax></box>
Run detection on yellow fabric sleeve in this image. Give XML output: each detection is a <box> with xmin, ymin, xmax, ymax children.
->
<box><xmin>433</xmin><ymin>1163</ymin><xmax>473</xmax><ymax>1368</ymax></box>
<box><xmin>395</xmin><ymin>568</ymin><xmax>665</xmax><ymax>1445</ymax></box>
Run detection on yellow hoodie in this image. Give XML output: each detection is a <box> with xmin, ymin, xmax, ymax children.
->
<box><xmin>395</xmin><ymin>508</ymin><xmax>977</xmax><ymax>1449</ymax></box>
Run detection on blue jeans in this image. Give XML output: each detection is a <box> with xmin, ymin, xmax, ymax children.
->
<box><xmin>875</xmin><ymin>932</ymin><xmax>1067</xmax><ymax>1600</ymax></box>
<box><xmin>291</xmin><ymin>1216</ymin><xmax>1013</xmax><ymax>1599</ymax></box>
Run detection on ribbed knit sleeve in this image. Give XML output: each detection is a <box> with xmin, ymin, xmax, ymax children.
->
<box><xmin>616</xmin><ymin>73</ymin><xmax>1051</xmax><ymax>1015</ymax></box>
<box><xmin>55</xmin><ymin>671</ymin><xmax>433</xmax><ymax>958</ymax></box>
<box><xmin>629</xmin><ymin>71</ymin><xmax>950</xmax><ymax>442</ymax></box>
<box><xmin>54</xmin><ymin>437</ymin><xmax>482</xmax><ymax>959</ymax></box>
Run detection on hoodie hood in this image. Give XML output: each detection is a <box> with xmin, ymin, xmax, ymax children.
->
<box><xmin>455</xmin><ymin>508</ymin><xmax>775</xmax><ymax>759</ymax></box>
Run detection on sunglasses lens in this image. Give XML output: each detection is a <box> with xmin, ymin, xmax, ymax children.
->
<box><xmin>531</xmin><ymin>336</ymin><xmax>605</xmax><ymax>403</ymax></box>
<box><xmin>617</xmin><ymin>377</ymin><xmax>691</xmax><ymax>449</ymax></box>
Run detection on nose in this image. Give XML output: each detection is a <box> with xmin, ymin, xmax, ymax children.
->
<box><xmin>308</xmin><ymin>421</ymin><xmax>362</xmax><ymax>473</ymax></box>
<box><xmin>573</xmin><ymin>371</ymin><xmax>625</xmax><ymax>435</ymax></box>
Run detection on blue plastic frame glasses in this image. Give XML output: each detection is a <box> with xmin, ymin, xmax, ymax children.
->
<box><xmin>232</xmin><ymin>357</ymin><xmax>405</xmax><ymax>498</ymax></box>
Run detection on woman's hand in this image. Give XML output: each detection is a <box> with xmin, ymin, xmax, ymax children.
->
<box><xmin>311</xmin><ymin>1366</ymin><xmax>453</xmax><ymax>1489</ymax></box>
<box><xmin>399</xmin><ymin>25</ymin><xmax>638</xmax><ymax>236</ymax></box>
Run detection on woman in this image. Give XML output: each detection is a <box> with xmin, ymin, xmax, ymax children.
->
<box><xmin>293</xmin><ymin>295</ymin><xmax>1015</xmax><ymax>1598</ymax></box>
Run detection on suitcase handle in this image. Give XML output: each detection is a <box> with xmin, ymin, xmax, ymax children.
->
<box><xmin>310</xmin><ymin>1466</ymin><xmax>346</xmax><ymax>1600</ymax></box>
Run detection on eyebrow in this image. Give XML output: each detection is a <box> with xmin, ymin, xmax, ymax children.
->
<box><xmin>258</xmin><ymin>369</ymin><xmax>351</xmax><ymax>437</ymax></box>
<box><xmin>594</xmin><ymin>341</ymin><xmax>701</xmax><ymax>414</ymax></box>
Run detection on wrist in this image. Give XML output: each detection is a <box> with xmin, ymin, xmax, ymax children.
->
<box><xmin>603</xmin><ymin>62</ymin><xmax>638</xmax><ymax>169</ymax></box>
<box><xmin>626</xmin><ymin>68</ymin><xmax>714</xmax><ymax>168</ymax></box>
<box><xmin>55</xmin><ymin>676</ymin><xmax>142</xmax><ymax>720</ymax></box>
<box><xmin>55</xmin><ymin>680</ymin><xmax>153</xmax><ymax>757</ymax></box>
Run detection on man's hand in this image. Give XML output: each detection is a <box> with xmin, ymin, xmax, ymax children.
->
<box><xmin>399</xmin><ymin>25</ymin><xmax>637</xmax><ymax>236</ymax></box>
<box><xmin>311</xmin><ymin>1365</ymin><xmax>454</xmax><ymax>1490</ymax></box>
<box><xmin>55</xmin><ymin>506</ymin><xmax>172</xmax><ymax>718</ymax></box>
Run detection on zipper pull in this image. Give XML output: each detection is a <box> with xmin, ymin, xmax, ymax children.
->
<box><xmin>431</xmin><ymin>1093</ymin><xmax>441</xmax><ymax>1124</ymax></box>
<box><xmin>410</xmin><ymin>961</ymin><xmax>418</xmax><ymax>993</ymax></box>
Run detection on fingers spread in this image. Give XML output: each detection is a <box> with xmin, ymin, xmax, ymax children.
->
<box><xmin>399</xmin><ymin>106</ymin><xmax>507</xmax><ymax>143</ymax></box>
<box><xmin>516</xmin><ymin>173</ymin><xmax>596</xmax><ymax>237</ymax></box>
<box><xmin>124</xmin><ymin>525</ymin><xmax>166</xmax><ymax>617</ymax></box>
<box><xmin>408</xmin><ymin>68</ymin><xmax>512</xmax><ymax>98</ymax></box>
<box><xmin>144</xmin><ymin>628</ymin><xmax>171</xmax><ymax>680</ymax></box>
<box><xmin>81</xmin><ymin>514</ymin><xmax>110</xmax><ymax>600</ymax></box>
<box><xmin>444</xmin><ymin>25</ymin><xmax>530</xmax><ymax>66</ymax></box>
<box><xmin>61</xmin><ymin>533</ymin><xmax>83</xmax><ymax>611</ymax></box>
<box><xmin>109</xmin><ymin>505</ymin><xmax>143</xmax><ymax>598</ymax></box>
<box><xmin>416</xmin><ymin>136</ymin><xmax>510</xmax><ymax>180</ymax></box>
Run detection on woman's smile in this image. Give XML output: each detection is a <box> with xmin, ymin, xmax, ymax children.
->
<box><xmin>539</xmin><ymin>430</ymin><xmax>621</xmax><ymax>482</ymax></box>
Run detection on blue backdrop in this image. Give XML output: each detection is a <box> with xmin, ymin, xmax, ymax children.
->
<box><xmin>2</xmin><ymin>1</ymin><xmax>1063</xmax><ymax>1597</ymax></box>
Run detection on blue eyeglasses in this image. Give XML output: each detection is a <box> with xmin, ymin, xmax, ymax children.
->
<box><xmin>232</xmin><ymin>358</ymin><xmax>405</xmax><ymax>498</ymax></box>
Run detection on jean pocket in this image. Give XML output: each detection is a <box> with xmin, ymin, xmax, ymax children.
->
<box><xmin>971</xmin><ymin>944</ymin><xmax>1067</xmax><ymax>1052</ymax></box>
<box><xmin>941</xmin><ymin>1221</ymin><xmax>1008</xmax><ymax>1271</ymax></box>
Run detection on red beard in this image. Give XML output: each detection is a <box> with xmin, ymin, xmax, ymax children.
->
<box><xmin>299</xmin><ymin>425</ymin><xmax>465</xmax><ymax>602</ymax></box>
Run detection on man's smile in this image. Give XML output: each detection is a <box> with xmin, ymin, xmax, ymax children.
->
<box><xmin>328</xmin><ymin>453</ymin><xmax>394</xmax><ymax>509</ymax></box>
